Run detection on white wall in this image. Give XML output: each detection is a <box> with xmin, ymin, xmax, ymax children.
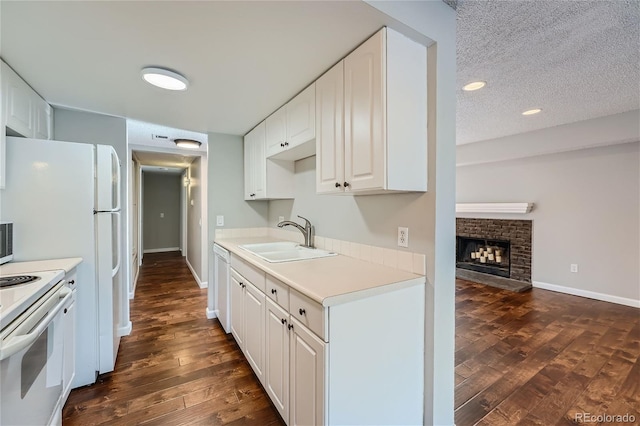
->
<box><xmin>457</xmin><ymin>142</ymin><xmax>640</xmax><ymax>307</ymax></box>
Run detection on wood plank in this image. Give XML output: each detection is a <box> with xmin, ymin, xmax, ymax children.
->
<box><xmin>63</xmin><ymin>251</ymin><xmax>285</xmax><ymax>426</ymax></box>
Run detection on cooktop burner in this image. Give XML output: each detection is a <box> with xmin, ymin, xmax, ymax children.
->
<box><xmin>0</xmin><ymin>275</ymin><xmax>40</xmax><ymax>288</ymax></box>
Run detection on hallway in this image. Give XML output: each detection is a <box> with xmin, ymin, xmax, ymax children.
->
<box><xmin>63</xmin><ymin>251</ymin><xmax>284</xmax><ymax>425</ymax></box>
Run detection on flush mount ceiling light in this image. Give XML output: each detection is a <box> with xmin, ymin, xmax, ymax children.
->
<box><xmin>462</xmin><ymin>81</ymin><xmax>486</xmax><ymax>91</ymax></box>
<box><xmin>174</xmin><ymin>138</ymin><xmax>202</xmax><ymax>149</ymax></box>
<box><xmin>522</xmin><ymin>108</ymin><xmax>542</xmax><ymax>116</ymax></box>
<box><xmin>141</xmin><ymin>67</ymin><xmax>188</xmax><ymax>91</ymax></box>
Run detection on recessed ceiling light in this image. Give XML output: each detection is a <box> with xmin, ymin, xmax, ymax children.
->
<box><xmin>141</xmin><ymin>67</ymin><xmax>188</xmax><ymax>91</ymax></box>
<box><xmin>522</xmin><ymin>108</ymin><xmax>542</xmax><ymax>116</ymax></box>
<box><xmin>462</xmin><ymin>81</ymin><xmax>486</xmax><ymax>91</ymax></box>
<box><xmin>174</xmin><ymin>139</ymin><xmax>202</xmax><ymax>149</ymax></box>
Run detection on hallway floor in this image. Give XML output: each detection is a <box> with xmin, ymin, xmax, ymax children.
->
<box><xmin>62</xmin><ymin>251</ymin><xmax>284</xmax><ymax>425</ymax></box>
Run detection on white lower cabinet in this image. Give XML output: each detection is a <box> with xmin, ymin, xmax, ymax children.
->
<box><xmin>265</xmin><ymin>299</ymin><xmax>290</xmax><ymax>423</ymax></box>
<box><xmin>227</xmin><ymin>254</ymin><xmax>424</xmax><ymax>425</ymax></box>
<box><xmin>230</xmin><ymin>270</ymin><xmax>245</xmax><ymax>348</ymax></box>
<box><xmin>243</xmin><ymin>281</ymin><xmax>266</xmax><ymax>385</ymax></box>
<box><xmin>289</xmin><ymin>317</ymin><xmax>326</xmax><ymax>426</ymax></box>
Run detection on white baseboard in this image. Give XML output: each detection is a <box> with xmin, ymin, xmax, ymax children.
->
<box><xmin>117</xmin><ymin>321</ymin><xmax>132</xmax><ymax>336</ymax></box>
<box><xmin>533</xmin><ymin>281</ymin><xmax>640</xmax><ymax>308</ymax></box>
<box><xmin>206</xmin><ymin>308</ymin><xmax>217</xmax><ymax>319</ymax></box>
<box><xmin>129</xmin><ymin>267</ymin><xmax>139</xmax><ymax>300</ymax></box>
<box><xmin>185</xmin><ymin>257</ymin><xmax>207</xmax><ymax>289</ymax></box>
<box><xmin>143</xmin><ymin>247</ymin><xmax>180</xmax><ymax>254</ymax></box>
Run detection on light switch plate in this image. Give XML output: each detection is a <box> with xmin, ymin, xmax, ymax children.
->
<box><xmin>216</xmin><ymin>215</ymin><xmax>224</xmax><ymax>226</ymax></box>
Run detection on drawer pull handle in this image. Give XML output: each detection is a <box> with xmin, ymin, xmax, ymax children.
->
<box><xmin>281</xmin><ymin>318</ymin><xmax>287</xmax><ymax>325</ymax></box>
<box><xmin>299</xmin><ymin>308</ymin><xmax>306</xmax><ymax>316</ymax></box>
<box><xmin>335</xmin><ymin>182</ymin><xmax>342</xmax><ymax>188</ymax></box>
<box><xmin>344</xmin><ymin>182</ymin><xmax>350</xmax><ymax>188</ymax></box>
<box><xmin>68</xmin><ymin>280</ymin><xmax>75</xmax><ymax>285</ymax></box>
<box><xmin>271</xmin><ymin>289</ymin><xmax>277</xmax><ymax>295</ymax></box>
<box><xmin>288</xmin><ymin>324</ymin><xmax>294</xmax><ymax>330</ymax></box>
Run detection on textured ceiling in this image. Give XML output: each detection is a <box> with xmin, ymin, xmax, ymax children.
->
<box><xmin>457</xmin><ymin>0</ymin><xmax>640</xmax><ymax>145</ymax></box>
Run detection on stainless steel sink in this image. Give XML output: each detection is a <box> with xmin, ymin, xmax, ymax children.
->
<box><xmin>239</xmin><ymin>242</ymin><xmax>337</xmax><ymax>263</ymax></box>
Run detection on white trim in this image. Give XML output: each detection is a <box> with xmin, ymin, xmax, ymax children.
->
<box><xmin>206</xmin><ymin>308</ymin><xmax>217</xmax><ymax>319</ymax></box>
<box><xmin>186</xmin><ymin>257</ymin><xmax>208</xmax><ymax>289</ymax></box>
<box><xmin>129</xmin><ymin>266</ymin><xmax>139</xmax><ymax>300</ymax></box>
<box><xmin>456</xmin><ymin>202</ymin><xmax>533</xmax><ymax>214</ymax></box>
<box><xmin>533</xmin><ymin>281</ymin><xmax>640</xmax><ymax>308</ymax></box>
<box><xmin>143</xmin><ymin>247</ymin><xmax>180</xmax><ymax>254</ymax></box>
<box><xmin>117</xmin><ymin>321</ymin><xmax>132</xmax><ymax>337</ymax></box>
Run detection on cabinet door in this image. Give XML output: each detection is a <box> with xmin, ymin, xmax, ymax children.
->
<box><xmin>315</xmin><ymin>62</ymin><xmax>345</xmax><ymax>194</ymax></box>
<box><xmin>33</xmin><ymin>96</ymin><xmax>52</xmax><ymax>140</ymax></box>
<box><xmin>290</xmin><ymin>319</ymin><xmax>326</xmax><ymax>426</ymax></box>
<box><xmin>3</xmin><ymin>66</ymin><xmax>33</xmax><ymax>138</ymax></box>
<box><xmin>62</xmin><ymin>296</ymin><xmax>76</xmax><ymax>400</ymax></box>
<box><xmin>344</xmin><ymin>28</ymin><xmax>386</xmax><ymax>192</ymax></box>
<box><xmin>230</xmin><ymin>272</ymin><xmax>245</xmax><ymax>348</ymax></box>
<box><xmin>265</xmin><ymin>107</ymin><xmax>287</xmax><ymax>157</ymax></box>
<box><xmin>244</xmin><ymin>122</ymin><xmax>267</xmax><ymax>200</ymax></box>
<box><xmin>244</xmin><ymin>281</ymin><xmax>266</xmax><ymax>385</ymax></box>
<box><xmin>286</xmin><ymin>84</ymin><xmax>315</xmax><ymax>148</ymax></box>
<box><xmin>265</xmin><ymin>299</ymin><xmax>290</xmax><ymax>423</ymax></box>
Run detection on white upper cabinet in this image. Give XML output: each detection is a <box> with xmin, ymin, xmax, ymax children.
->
<box><xmin>315</xmin><ymin>61</ymin><xmax>345</xmax><ymax>194</ymax></box>
<box><xmin>265</xmin><ymin>106</ymin><xmax>287</xmax><ymax>158</ymax></box>
<box><xmin>266</xmin><ymin>84</ymin><xmax>316</xmax><ymax>161</ymax></box>
<box><xmin>285</xmin><ymin>84</ymin><xmax>315</xmax><ymax>150</ymax></box>
<box><xmin>318</xmin><ymin>27</ymin><xmax>427</xmax><ymax>195</ymax></box>
<box><xmin>1</xmin><ymin>61</ymin><xmax>53</xmax><ymax>140</ymax></box>
<box><xmin>244</xmin><ymin>121</ymin><xmax>294</xmax><ymax>201</ymax></box>
<box><xmin>1</xmin><ymin>60</ymin><xmax>54</xmax><ymax>188</ymax></box>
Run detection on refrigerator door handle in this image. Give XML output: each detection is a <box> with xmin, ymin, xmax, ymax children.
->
<box><xmin>112</xmin><ymin>147</ymin><xmax>121</xmax><ymax>212</ymax></box>
<box><xmin>112</xmin><ymin>211</ymin><xmax>122</xmax><ymax>278</ymax></box>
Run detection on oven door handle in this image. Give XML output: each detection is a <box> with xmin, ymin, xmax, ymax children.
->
<box><xmin>0</xmin><ymin>287</ymin><xmax>72</xmax><ymax>361</ymax></box>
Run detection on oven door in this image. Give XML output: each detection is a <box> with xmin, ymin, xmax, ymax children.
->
<box><xmin>0</xmin><ymin>285</ymin><xmax>71</xmax><ymax>426</ymax></box>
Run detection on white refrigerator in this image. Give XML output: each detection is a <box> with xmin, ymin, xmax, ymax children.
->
<box><xmin>0</xmin><ymin>136</ymin><xmax>126</xmax><ymax>387</ymax></box>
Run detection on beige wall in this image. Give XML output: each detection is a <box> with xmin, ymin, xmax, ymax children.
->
<box><xmin>457</xmin><ymin>142</ymin><xmax>640</xmax><ymax>305</ymax></box>
<box><xmin>187</xmin><ymin>157</ymin><xmax>204</xmax><ymax>284</ymax></box>
<box><xmin>142</xmin><ymin>172</ymin><xmax>181</xmax><ymax>251</ymax></box>
<box><xmin>208</xmin><ymin>132</ymin><xmax>268</xmax><ymax>231</ymax></box>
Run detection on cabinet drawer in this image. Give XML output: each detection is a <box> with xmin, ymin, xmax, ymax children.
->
<box><xmin>231</xmin><ymin>255</ymin><xmax>266</xmax><ymax>292</ymax></box>
<box><xmin>289</xmin><ymin>289</ymin><xmax>326</xmax><ymax>341</ymax></box>
<box><xmin>266</xmin><ymin>275</ymin><xmax>289</xmax><ymax>310</ymax></box>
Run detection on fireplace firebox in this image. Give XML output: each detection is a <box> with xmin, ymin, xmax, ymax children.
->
<box><xmin>456</xmin><ymin>236</ymin><xmax>510</xmax><ymax>278</ymax></box>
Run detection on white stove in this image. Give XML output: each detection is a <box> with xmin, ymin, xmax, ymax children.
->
<box><xmin>0</xmin><ymin>269</ymin><xmax>64</xmax><ymax>331</ymax></box>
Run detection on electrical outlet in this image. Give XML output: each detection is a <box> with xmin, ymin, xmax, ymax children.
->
<box><xmin>278</xmin><ymin>216</ymin><xmax>285</xmax><ymax>223</ymax></box>
<box><xmin>570</xmin><ymin>264</ymin><xmax>578</xmax><ymax>273</ymax></box>
<box><xmin>216</xmin><ymin>215</ymin><xmax>224</xmax><ymax>226</ymax></box>
<box><xmin>398</xmin><ymin>227</ymin><xmax>409</xmax><ymax>248</ymax></box>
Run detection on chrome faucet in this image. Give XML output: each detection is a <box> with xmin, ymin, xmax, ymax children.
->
<box><xmin>277</xmin><ymin>215</ymin><xmax>315</xmax><ymax>248</ymax></box>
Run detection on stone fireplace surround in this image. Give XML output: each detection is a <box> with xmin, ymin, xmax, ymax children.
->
<box><xmin>456</xmin><ymin>218</ymin><xmax>532</xmax><ymax>285</ymax></box>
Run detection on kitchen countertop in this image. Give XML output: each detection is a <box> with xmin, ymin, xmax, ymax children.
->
<box><xmin>0</xmin><ymin>257</ymin><xmax>83</xmax><ymax>275</ymax></box>
<box><xmin>215</xmin><ymin>237</ymin><xmax>424</xmax><ymax>306</ymax></box>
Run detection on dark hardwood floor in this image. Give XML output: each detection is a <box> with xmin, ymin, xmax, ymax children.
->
<box><xmin>63</xmin><ymin>252</ymin><xmax>639</xmax><ymax>425</ymax></box>
<box><xmin>455</xmin><ymin>279</ymin><xmax>640</xmax><ymax>425</ymax></box>
<box><xmin>62</xmin><ymin>251</ymin><xmax>285</xmax><ymax>426</ymax></box>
